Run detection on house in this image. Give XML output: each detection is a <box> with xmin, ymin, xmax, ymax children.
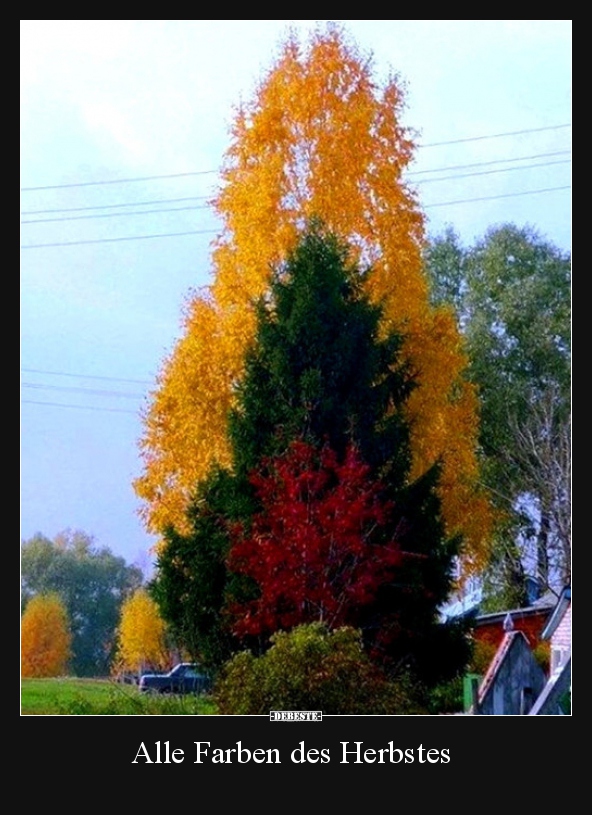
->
<box><xmin>472</xmin><ymin>591</ymin><xmax>556</xmax><ymax>651</ymax></box>
<box><xmin>441</xmin><ymin>575</ymin><xmax>555</xmax><ymax>652</ymax></box>
<box><xmin>472</xmin><ymin>629</ymin><xmax>546</xmax><ymax>715</ymax></box>
<box><xmin>528</xmin><ymin>586</ymin><xmax>571</xmax><ymax>715</ymax></box>
<box><xmin>469</xmin><ymin>586</ymin><xmax>571</xmax><ymax>715</ymax></box>
<box><xmin>542</xmin><ymin>586</ymin><xmax>571</xmax><ymax>675</ymax></box>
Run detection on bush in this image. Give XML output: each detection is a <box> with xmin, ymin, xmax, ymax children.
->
<box><xmin>214</xmin><ymin>623</ymin><xmax>426</xmax><ymax>714</ymax></box>
<box><xmin>533</xmin><ymin>641</ymin><xmax>551</xmax><ymax>674</ymax></box>
<box><xmin>425</xmin><ymin>676</ymin><xmax>464</xmax><ymax>714</ymax></box>
<box><xmin>469</xmin><ymin>639</ymin><xmax>497</xmax><ymax>675</ymax></box>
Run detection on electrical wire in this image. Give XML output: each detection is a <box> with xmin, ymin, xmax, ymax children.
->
<box><xmin>21</xmin><ymin>156</ymin><xmax>571</xmax><ymax>224</ymax></box>
<box><xmin>20</xmin><ymin>185</ymin><xmax>570</xmax><ymax>247</ymax></box>
<box><xmin>22</xmin><ymin>382</ymin><xmax>146</xmax><ymax>399</ymax></box>
<box><xmin>21</xmin><ymin>368</ymin><xmax>152</xmax><ymax>385</ymax></box>
<box><xmin>423</xmin><ymin>184</ymin><xmax>570</xmax><ymax>209</ymax></box>
<box><xmin>20</xmin><ymin>123</ymin><xmax>571</xmax><ymax>192</ymax></box>
<box><xmin>20</xmin><ymin>149</ymin><xmax>570</xmax><ymax>216</ymax></box>
<box><xmin>21</xmin><ymin>399</ymin><xmax>139</xmax><ymax>414</ymax></box>
<box><xmin>21</xmin><ymin>203</ymin><xmax>211</xmax><ymax>225</ymax></box>
<box><xmin>21</xmin><ymin>228</ymin><xmax>218</xmax><ymax>249</ymax></box>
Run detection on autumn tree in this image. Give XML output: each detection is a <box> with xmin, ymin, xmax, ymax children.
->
<box><xmin>135</xmin><ymin>24</ymin><xmax>492</xmax><ymax>577</ymax></box>
<box><xmin>425</xmin><ymin>224</ymin><xmax>571</xmax><ymax>603</ymax></box>
<box><xmin>114</xmin><ymin>588</ymin><xmax>169</xmax><ymax>677</ymax></box>
<box><xmin>227</xmin><ymin>440</ymin><xmax>402</xmax><ymax>638</ymax></box>
<box><xmin>154</xmin><ymin>227</ymin><xmax>471</xmax><ymax>685</ymax></box>
<box><xmin>21</xmin><ymin>593</ymin><xmax>72</xmax><ymax>677</ymax></box>
<box><xmin>21</xmin><ymin>530</ymin><xmax>143</xmax><ymax>675</ymax></box>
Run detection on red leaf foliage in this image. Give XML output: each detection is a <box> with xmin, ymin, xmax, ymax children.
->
<box><xmin>227</xmin><ymin>440</ymin><xmax>403</xmax><ymax>637</ymax></box>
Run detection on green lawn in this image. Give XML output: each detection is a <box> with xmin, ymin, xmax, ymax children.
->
<box><xmin>21</xmin><ymin>677</ymin><xmax>218</xmax><ymax>715</ymax></box>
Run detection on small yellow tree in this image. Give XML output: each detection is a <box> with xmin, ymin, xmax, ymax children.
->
<box><xmin>21</xmin><ymin>593</ymin><xmax>72</xmax><ymax>677</ymax></box>
<box><xmin>114</xmin><ymin>589</ymin><xmax>169</xmax><ymax>677</ymax></box>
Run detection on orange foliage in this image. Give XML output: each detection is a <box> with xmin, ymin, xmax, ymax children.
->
<box><xmin>134</xmin><ymin>25</ymin><xmax>493</xmax><ymax>575</ymax></box>
<box><xmin>21</xmin><ymin>593</ymin><xmax>72</xmax><ymax>677</ymax></box>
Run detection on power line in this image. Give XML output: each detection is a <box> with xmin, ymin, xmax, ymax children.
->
<box><xmin>419</xmin><ymin>122</ymin><xmax>571</xmax><ymax>148</ymax></box>
<box><xmin>22</xmin><ymin>382</ymin><xmax>146</xmax><ymax>399</ymax></box>
<box><xmin>22</xmin><ymin>203</ymin><xmax>211</xmax><ymax>225</ymax></box>
<box><xmin>21</xmin><ymin>185</ymin><xmax>570</xmax><ymax>248</ymax></box>
<box><xmin>21</xmin><ymin>228</ymin><xmax>218</xmax><ymax>249</ymax></box>
<box><xmin>424</xmin><ymin>184</ymin><xmax>570</xmax><ymax>209</ymax></box>
<box><xmin>409</xmin><ymin>149</ymin><xmax>570</xmax><ymax>177</ymax></box>
<box><xmin>413</xmin><ymin>159</ymin><xmax>570</xmax><ymax>187</ymax></box>
<box><xmin>21</xmin><ymin>368</ymin><xmax>152</xmax><ymax>385</ymax></box>
<box><xmin>21</xmin><ymin>157</ymin><xmax>571</xmax><ymax>224</ymax></box>
<box><xmin>20</xmin><ymin>123</ymin><xmax>571</xmax><ymax>192</ymax></box>
<box><xmin>20</xmin><ymin>150</ymin><xmax>570</xmax><ymax>217</ymax></box>
<box><xmin>21</xmin><ymin>195</ymin><xmax>210</xmax><ymax>216</ymax></box>
<box><xmin>21</xmin><ymin>399</ymin><xmax>139</xmax><ymax>415</ymax></box>
<box><xmin>21</xmin><ymin>169</ymin><xmax>218</xmax><ymax>192</ymax></box>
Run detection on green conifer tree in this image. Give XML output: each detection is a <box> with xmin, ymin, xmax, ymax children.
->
<box><xmin>153</xmin><ymin>225</ymin><xmax>469</xmax><ymax>684</ymax></box>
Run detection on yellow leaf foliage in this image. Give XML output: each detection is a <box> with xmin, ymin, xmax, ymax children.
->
<box><xmin>114</xmin><ymin>589</ymin><xmax>169</xmax><ymax>675</ymax></box>
<box><xmin>21</xmin><ymin>593</ymin><xmax>72</xmax><ymax>677</ymax></box>
<box><xmin>134</xmin><ymin>25</ymin><xmax>493</xmax><ymax>575</ymax></box>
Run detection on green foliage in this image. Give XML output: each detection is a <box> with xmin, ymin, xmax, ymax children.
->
<box><xmin>155</xmin><ymin>225</ymin><xmax>470</xmax><ymax>686</ymax></box>
<box><xmin>558</xmin><ymin>689</ymin><xmax>571</xmax><ymax>715</ymax></box>
<box><xmin>532</xmin><ymin>641</ymin><xmax>551</xmax><ymax>674</ymax></box>
<box><xmin>425</xmin><ymin>223</ymin><xmax>571</xmax><ymax>595</ymax></box>
<box><xmin>479</xmin><ymin>540</ymin><xmax>529</xmax><ymax>612</ymax></box>
<box><xmin>151</xmin><ymin>466</ymin><xmax>257</xmax><ymax>670</ymax></box>
<box><xmin>214</xmin><ymin>623</ymin><xmax>427</xmax><ymax>715</ymax></box>
<box><xmin>468</xmin><ymin>640</ymin><xmax>497</xmax><ymax>675</ymax></box>
<box><xmin>425</xmin><ymin>676</ymin><xmax>464</xmax><ymax>715</ymax></box>
<box><xmin>21</xmin><ymin>530</ymin><xmax>143</xmax><ymax>676</ymax></box>
<box><xmin>229</xmin><ymin>223</ymin><xmax>412</xmax><ymax>481</ymax></box>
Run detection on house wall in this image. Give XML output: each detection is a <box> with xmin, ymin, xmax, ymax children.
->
<box><xmin>550</xmin><ymin>603</ymin><xmax>571</xmax><ymax>674</ymax></box>
<box><xmin>478</xmin><ymin>634</ymin><xmax>546</xmax><ymax>715</ymax></box>
<box><xmin>475</xmin><ymin>611</ymin><xmax>550</xmax><ymax>651</ymax></box>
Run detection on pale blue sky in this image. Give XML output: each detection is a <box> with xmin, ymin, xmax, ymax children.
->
<box><xmin>20</xmin><ymin>20</ymin><xmax>571</xmax><ymax>572</ymax></box>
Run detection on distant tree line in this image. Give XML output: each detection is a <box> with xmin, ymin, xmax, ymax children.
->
<box><xmin>424</xmin><ymin>222</ymin><xmax>570</xmax><ymax>608</ymax></box>
<box><xmin>21</xmin><ymin>529</ymin><xmax>143</xmax><ymax>676</ymax></box>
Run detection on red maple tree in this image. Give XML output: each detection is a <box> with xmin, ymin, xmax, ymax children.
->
<box><xmin>227</xmin><ymin>440</ymin><xmax>403</xmax><ymax>638</ymax></box>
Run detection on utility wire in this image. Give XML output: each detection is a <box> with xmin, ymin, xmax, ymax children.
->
<box><xmin>21</xmin><ymin>195</ymin><xmax>210</xmax><ymax>216</ymax></box>
<box><xmin>21</xmin><ymin>186</ymin><xmax>570</xmax><ymax>247</ymax></box>
<box><xmin>21</xmin><ymin>399</ymin><xmax>139</xmax><ymax>414</ymax></box>
<box><xmin>22</xmin><ymin>382</ymin><xmax>146</xmax><ymax>399</ymax></box>
<box><xmin>20</xmin><ymin>149</ymin><xmax>570</xmax><ymax>217</ymax></box>
<box><xmin>418</xmin><ymin>122</ymin><xmax>571</xmax><ymax>148</ymax></box>
<box><xmin>21</xmin><ymin>123</ymin><xmax>571</xmax><ymax>192</ymax></box>
<box><xmin>21</xmin><ymin>228</ymin><xmax>218</xmax><ymax>249</ymax></box>
<box><xmin>22</xmin><ymin>169</ymin><xmax>218</xmax><ymax>192</ymax></box>
<box><xmin>413</xmin><ymin>159</ymin><xmax>570</xmax><ymax>187</ymax></box>
<box><xmin>424</xmin><ymin>184</ymin><xmax>570</xmax><ymax>209</ymax></box>
<box><xmin>409</xmin><ymin>149</ymin><xmax>570</xmax><ymax>177</ymax></box>
<box><xmin>21</xmin><ymin>157</ymin><xmax>571</xmax><ymax>224</ymax></box>
<box><xmin>21</xmin><ymin>367</ymin><xmax>152</xmax><ymax>385</ymax></box>
<box><xmin>22</xmin><ymin>203</ymin><xmax>211</xmax><ymax>225</ymax></box>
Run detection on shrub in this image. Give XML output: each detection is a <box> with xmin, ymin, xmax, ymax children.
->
<box><xmin>426</xmin><ymin>676</ymin><xmax>464</xmax><ymax>714</ymax></box>
<box><xmin>214</xmin><ymin>623</ymin><xmax>426</xmax><ymax>714</ymax></box>
<box><xmin>469</xmin><ymin>639</ymin><xmax>497</xmax><ymax>675</ymax></box>
<box><xmin>532</xmin><ymin>641</ymin><xmax>551</xmax><ymax>674</ymax></box>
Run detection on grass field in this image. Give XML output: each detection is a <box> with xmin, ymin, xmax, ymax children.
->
<box><xmin>21</xmin><ymin>677</ymin><xmax>218</xmax><ymax>715</ymax></box>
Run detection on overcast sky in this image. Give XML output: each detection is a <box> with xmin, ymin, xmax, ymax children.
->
<box><xmin>20</xmin><ymin>20</ymin><xmax>571</xmax><ymax>573</ymax></box>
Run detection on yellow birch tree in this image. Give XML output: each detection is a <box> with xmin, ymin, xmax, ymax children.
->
<box><xmin>21</xmin><ymin>593</ymin><xmax>72</xmax><ymax>677</ymax></box>
<box><xmin>134</xmin><ymin>24</ymin><xmax>492</xmax><ymax>575</ymax></box>
<box><xmin>114</xmin><ymin>589</ymin><xmax>169</xmax><ymax>676</ymax></box>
